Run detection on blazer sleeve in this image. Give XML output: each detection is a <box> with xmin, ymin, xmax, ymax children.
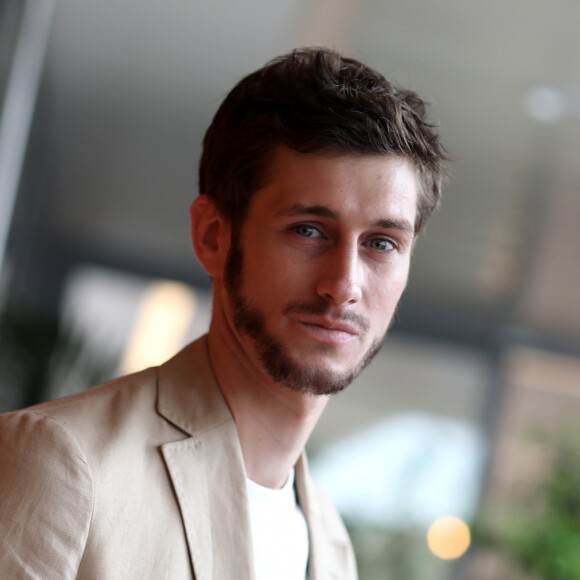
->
<box><xmin>0</xmin><ymin>410</ymin><xmax>93</xmax><ymax>579</ymax></box>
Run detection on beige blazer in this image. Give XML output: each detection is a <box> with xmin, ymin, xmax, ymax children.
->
<box><xmin>0</xmin><ymin>336</ymin><xmax>357</xmax><ymax>579</ymax></box>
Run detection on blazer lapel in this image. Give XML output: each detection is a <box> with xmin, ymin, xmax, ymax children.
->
<box><xmin>296</xmin><ymin>455</ymin><xmax>353</xmax><ymax>580</ymax></box>
<box><xmin>156</xmin><ymin>337</ymin><xmax>255</xmax><ymax>580</ymax></box>
<box><xmin>161</xmin><ymin>425</ymin><xmax>254</xmax><ymax>580</ymax></box>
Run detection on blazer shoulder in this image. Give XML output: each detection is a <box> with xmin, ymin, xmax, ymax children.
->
<box><xmin>0</xmin><ymin>409</ymin><xmax>94</xmax><ymax>578</ymax></box>
<box><xmin>29</xmin><ymin>365</ymin><xmax>158</xmax><ymax>415</ymax></box>
<box><xmin>16</xmin><ymin>366</ymin><xmax>160</xmax><ymax>435</ymax></box>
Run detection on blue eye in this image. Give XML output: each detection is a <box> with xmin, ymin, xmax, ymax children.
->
<box><xmin>369</xmin><ymin>238</ymin><xmax>395</xmax><ymax>251</ymax></box>
<box><xmin>293</xmin><ymin>225</ymin><xmax>321</xmax><ymax>238</ymax></box>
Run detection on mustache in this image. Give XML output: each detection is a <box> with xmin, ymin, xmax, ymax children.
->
<box><xmin>283</xmin><ymin>302</ymin><xmax>370</xmax><ymax>334</ymax></box>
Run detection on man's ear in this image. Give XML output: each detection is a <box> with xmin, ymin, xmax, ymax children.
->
<box><xmin>189</xmin><ymin>195</ymin><xmax>230</xmax><ymax>277</ymax></box>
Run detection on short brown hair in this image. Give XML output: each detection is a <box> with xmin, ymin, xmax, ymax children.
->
<box><xmin>199</xmin><ymin>47</ymin><xmax>448</xmax><ymax>234</ymax></box>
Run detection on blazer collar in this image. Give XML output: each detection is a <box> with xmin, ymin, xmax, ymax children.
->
<box><xmin>156</xmin><ymin>335</ymin><xmax>232</xmax><ymax>436</ymax></box>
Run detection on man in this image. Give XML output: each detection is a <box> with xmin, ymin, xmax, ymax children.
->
<box><xmin>0</xmin><ymin>48</ymin><xmax>446</xmax><ymax>579</ymax></box>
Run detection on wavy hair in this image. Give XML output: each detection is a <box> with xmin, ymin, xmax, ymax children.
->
<box><xmin>199</xmin><ymin>47</ymin><xmax>448</xmax><ymax>234</ymax></box>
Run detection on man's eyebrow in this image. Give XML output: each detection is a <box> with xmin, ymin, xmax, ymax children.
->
<box><xmin>373</xmin><ymin>218</ymin><xmax>415</xmax><ymax>235</ymax></box>
<box><xmin>279</xmin><ymin>204</ymin><xmax>415</xmax><ymax>235</ymax></box>
<box><xmin>277</xmin><ymin>204</ymin><xmax>337</xmax><ymax>219</ymax></box>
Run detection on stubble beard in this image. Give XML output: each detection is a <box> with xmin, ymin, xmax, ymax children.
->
<box><xmin>224</xmin><ymin>237</ymin><xmax>385</xmax><ymax>396</ymax></box>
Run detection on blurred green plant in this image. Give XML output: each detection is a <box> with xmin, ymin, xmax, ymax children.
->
<box><xmin>0</xmin><ymin>302</ymin><xmax>60</xmax><ymax>409</ymax></box>
<box><xmin>0</xmin><ymin>300</ymin><xmax>117</xmax><ymax>411</ymax></box>
<box><xmin>473</xmin><ymin>431</ymin><xmax>580</xmax><ymax>580</ymax></box>
<box><xmin>345</xmin><ymin>520</ymin><xmax>452</xmax><ymax>580</ymax></box>
<box><xmin>346</xmin><ymin>522</ymin><xmax>417</xmax><ymax>580</ymax></box>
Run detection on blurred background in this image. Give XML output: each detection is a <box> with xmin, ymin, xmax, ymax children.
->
<box><xmin>1</xmin><ymin>0</ymin><xmax>579</xmax><ymax>578</ymax></box>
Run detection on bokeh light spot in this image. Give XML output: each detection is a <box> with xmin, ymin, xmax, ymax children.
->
<box><xmin>427</xmin><ymin>515</ymin><xmax>471</xmax><ymax>560</ymax></box>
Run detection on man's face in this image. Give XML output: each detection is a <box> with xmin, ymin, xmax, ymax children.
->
<box><xmin>220</xmin><ymin>146</ymin><xmax>418</xmax><ymax>396</ymax></box>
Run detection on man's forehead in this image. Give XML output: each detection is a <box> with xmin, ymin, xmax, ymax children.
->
<box><xmin>249</xmin><ymin>146</ymin><xmax>419</xmax><ymax>225</ymax></box>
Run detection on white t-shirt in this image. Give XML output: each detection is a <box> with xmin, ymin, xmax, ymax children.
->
<box><xmin>246</xmin><ymin>468</ymin><xmax>309</xmax><ymax>580</ymax></box>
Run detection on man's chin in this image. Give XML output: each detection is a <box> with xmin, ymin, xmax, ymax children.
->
<box><xmin>246</xmin><ymin>324</ymin><xmax>382</xmax><ymax>395</ymax></box>
<box><xmin>276</xmin><ymin>368</ymin><xmax>357</xmax><ymax>397</ymax></box>
<box><xmin>259</xmin><ymin>343</ymin><xmax>382</xmax><ymax>396</ymax></box>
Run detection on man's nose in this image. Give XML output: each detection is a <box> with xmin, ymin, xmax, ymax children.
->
<box><xmin>315</xmin><ymin>243</ymin><xmax>363</xmax><ymax>306</ymax></box>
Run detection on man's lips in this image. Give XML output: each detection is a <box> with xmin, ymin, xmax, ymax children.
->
<box><xmin>293</xmin><ymin>321</ymin><xmax>359</xmax><ymax>345</ymax></box>
<box><xmin>283</xmin><ymin>302</ymin><xmax>370</xmax><ymax>335</ymax></box>
<box><xmin>293</xmin><ymin>315</ymin><xmax>361</xmax><ymax>336</ymax></box>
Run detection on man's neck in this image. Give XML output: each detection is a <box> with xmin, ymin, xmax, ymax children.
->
<box><xmin>206</xmin><ymin>326</ymin><xmax>329</xmax><ymax>489</ymax></box>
